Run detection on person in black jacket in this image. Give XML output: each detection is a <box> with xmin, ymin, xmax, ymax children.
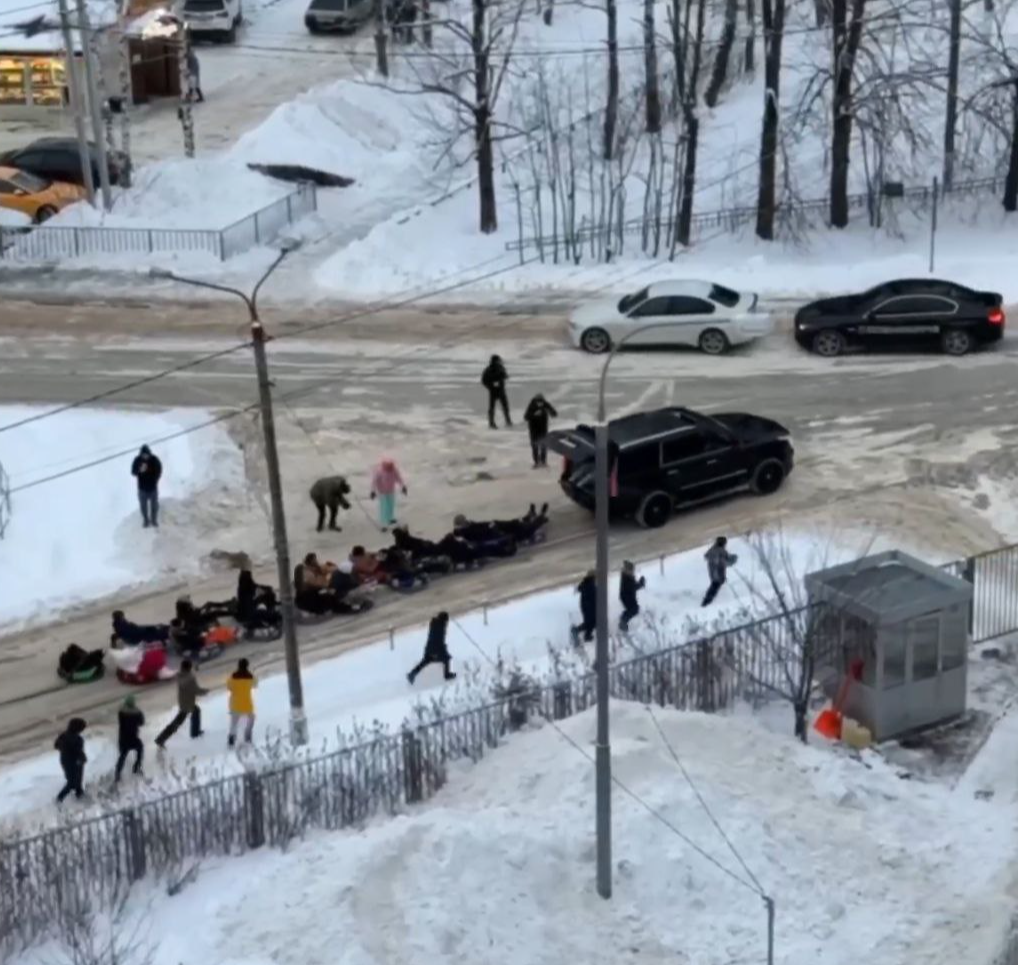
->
<box><xmin>523</xmin><ymin>393</ymin><xmax>558</xmax><ymax>467</ymax></box>
<box><xmin>570</xmin><ymin>570</ymin><xmax>598</xmax><ymax>644</ymax></box>
<box><xmin>114</xmin><ymin>695</ymin><xmax>145</xmax><ymax>781</ymax></box>
<box><xmin>481</xmin><ymin>355</ymin><xmax>511</xmax><ymax>429</ymax></box>
<box><xmin>131</xmin><ymin>445</ymin><xmax>163</xmax><ymax>529</ymax></box>
<box><xmin>407</xmin><ymin>611</ymin><xmax>456</xmax><ymax>683</ymax></box>
<box><xmin>702</xmin><ymin>536</ymin><xmax>738</xmax><ymax>607</ymax></box>
<box><xmin>54</xmin><ymin>717</ymin><xmax>87</xmax><ymax>803</ymax></box>
<box><xmin>618</xmin><ymin>560</ymin><xmax>645</xmax><ymax>632</ymax></box>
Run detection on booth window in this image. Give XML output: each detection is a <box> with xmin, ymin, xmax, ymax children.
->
<box><xmin>941</xmin><ymin>609</ymin><xmax>966</xmax><ymax>671</ymax></box>
<box><xmin>882</xmin><ymin>631</ymin><xmax>906</xmax><ymax>689</ymax></box>
<box><xmin>909</xmin><ymin>615</ymin><xmax>940</xmax><ymax>682</ymax></box>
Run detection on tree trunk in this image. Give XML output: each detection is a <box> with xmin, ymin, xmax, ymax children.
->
<box><xmin>704</xmin><ymin>0</ymin><xmax>738</xmax><ymax>107</ymax></box>
<box><xmin>374</xmin><ymin>0</ymin><xmax>389</xmax><ymax>78</ymax></box>
<box><xmin>604</xmin><ymin>0</ymin><xmax>619</xmax><ymax>158</ymax></box>
<box><xmin>473</xmin><ymin>0</ymin><xmax>497</xmax><ymax>232</ymax></box>
<box><xmin>793</xmin><ymin>699</ymin><xmax>809</xmax><ymax>743</ymax></box>
<box><xmin>1005</xmin><ymin>86</ymin><xmax>1018</xmax><ymax>213</ymax></box>
<box><xmin>754</xmin><ymin>0</ymin><xmax>784</xmax><ymax>239</ymax></box>
<box><xmin>643</xmin><ymin>0</ymin><xmax>662</xmax><ymax>132</ymax></box>
<box><xmin>422</xmin><ymin>0</ymin><xmax>432</xmax><ymax>46</ymax></box>
<box><xmin>543</xmin><ymin>0</ymin><xmax>553</xmax><ymax>24</ymax></box>
<box><xmin>814</xmin><ymin>0</ymin><xmax>829</xmax><ymax>26</ymax></box>
<box><xmin>744</xmin><ymin>0</ymin><xmax>756</xmax><ymax>74</ymax></box>
<box><xmin>942</xmin><ymin>0</ymin><xmax>961</xmax><ymax>190</ymax></box>
<box><xmin>675</xmin><ymin>0</ymin><xmax>707</xmax><ymax>244</ymax></box>
<box><xmin>828</xmin><ymin>0</ymin><xmax>866</xmax><ymax>228</ymax></box>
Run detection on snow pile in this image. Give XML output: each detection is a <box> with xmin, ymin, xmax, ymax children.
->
<box><xmin>0</xmin><ymin>405</ymin><xmax>248</xmax><ymax>630</ymax></box>
<box><xmin>0</xmin><ymin>208</ymin><xmax>31</xmax><ymax>228</ymax></box>
<box><xmin>0</xmin><ymin>527</ymin><xmax>926</xmax><ymax>828</ymax></box>
<box><xmin>11</xmin><ymin>704</ymin><xmax>1013</xmax><ymax>965</ymax></box>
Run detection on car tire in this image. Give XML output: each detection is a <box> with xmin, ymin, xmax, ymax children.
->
<box><xmin>636</xmin><ymin>491</ymin><xmax>672</xmax><ymax>529</ymax></box>
<box><xmin>751</xmin><ymin>458</ymin><xmax>786</xmax><ymax>495</ymax></box>
<box><xmin>223</xmin><ymin>23</ymin><xmax>237</xmax><ymax>41</ymax></box>
<box><xmin>811</xmin><ymin>329</ymin><xmax>845</xmax><ymax>358</ymax></box>
<box><xmin>306</xmin><ymin>18</ymin><xmax>322</xmax><ymax>32</ymax></box>
<box><xmin>941</xmin><ymin>328</ymin><xmax>973</xmax><ymax>356</ymax></box>
<box><xmin>580</xmin><ymin>327</ymin><xmax>612</xmax><ymax>354</ymax></box>
<box><xmin>35</xmin><ymin>205</ymin><xmax>58</xmax><ymax>224</ymax></box>
<box><xmin>698</xmin><ymin>328</ymin><xmax>730</xmax><ymax>355</ymax></box>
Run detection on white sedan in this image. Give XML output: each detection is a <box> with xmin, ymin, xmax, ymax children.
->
<box><xmin>568</xmin><ymin>280</ymin><xmax>774</xmax><ymax>355</ymax></box>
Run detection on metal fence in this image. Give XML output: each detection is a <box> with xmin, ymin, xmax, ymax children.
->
<box><xmin>0</xmin><ymin>183</ymin><xmax>316</xmax><ymax>264</ymax></box>
<box><xmin>2</xmin><ymin>542</ymin><xmax>1017</xmax><ymax>955</ymax></box>
<box><xmin>505</xmin><ymin>172</ymin><xmax>1006</xmax><ymax>255</ymax></box>
<box><xmin>0</xmin><ymin>460</ymin><xmax>10</xmax><ymax>540</ymax></box>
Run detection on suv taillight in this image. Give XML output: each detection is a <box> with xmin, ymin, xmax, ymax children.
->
<box><xmin>989</xmin><ymin>307</ymin><xmax>1005</xmax><ymax>325</ymax></box>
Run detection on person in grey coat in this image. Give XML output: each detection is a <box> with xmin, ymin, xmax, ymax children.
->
<box><xmin>309</xmin><ymin>475</ymin><xmax>352</xmax><ymax>532</ymax></box>
<box><xmin>154</xmin><ymin>660</ymin><xmax>207</xmax><ymax>747</ymax></box>
<box><xmin>702</xmin><ymin>537</ymin><xmax>737</xmax><ymax>607</ymax></box>
<box><xmin>186</xmin><ymin>46</ymin><xmax>203</xmax><ymax>102</ymax></box>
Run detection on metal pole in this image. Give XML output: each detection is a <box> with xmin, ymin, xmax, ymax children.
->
<box><xmin>594</xmin><ymin>421</ymin><xmax>612</xmax><ymax>899</ymax></box>
<box><xmin>57</xmin><ymin>0</ymin><xmax>95</xmax><ymax>204</ymax></box>
<box><xmin>928</xmin><ymin>176</ymin><xmax>939</xmax><ymax>273</ymax></box>
<box><xmin>251</xmin><ymin>320</ymin><xmax>308</xmax><ymax>747</ymax></box>
<box><xmin>765</xmin><ymin>896</ymin><xmax>775</xmax><ymax>965</ymax></box>
<box><xmin>74</xmin><ymin>0</ymin><xmax>112</xmax><ymax>210</ymax></box>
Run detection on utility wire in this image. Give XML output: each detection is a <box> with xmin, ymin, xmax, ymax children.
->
<box><xmin>644</xmin><ymin>704</ymin><xmax>766</xmax><ymax>897</ymax></box>
<box><xmin>449</xmin><ymin>615</ymin><xmax>764</xmax><ymax>896</ymax></box>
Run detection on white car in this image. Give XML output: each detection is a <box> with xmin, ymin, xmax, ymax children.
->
<box><xmin>182</xmin><ymin>0</ymin><xmax>242</xmax><ymax>41</ymax></box>
<box><xmin>568</xmin><ymin>280</ymin><xmax>774</xmax><ymax>355</ymax></box>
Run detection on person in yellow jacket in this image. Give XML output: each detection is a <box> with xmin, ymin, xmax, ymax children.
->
<box><xmin>226</xmin><ymin>658</ymin><xmax>256</xmax><ymax>747</ymax></box>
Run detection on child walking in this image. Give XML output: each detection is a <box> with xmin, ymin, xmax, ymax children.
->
<box><xmin>370</xmin><ymin>458</ymin><xmax>408</xmax><ymax>530</ymax></box>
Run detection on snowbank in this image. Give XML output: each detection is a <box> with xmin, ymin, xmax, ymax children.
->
<box><xmin>11</xmin><ymin>703</ymin><xmax>1014</xmax><ymax>965</ymax></box>
<box><xmin>0</xmin><ymin>526</ymin><xmax>922</xmax><ymax>829</ymax></box>
<box><xmin>0</xmin><ymin>405</ymin><xmax>247</xmax><ymax>630</ymax></box>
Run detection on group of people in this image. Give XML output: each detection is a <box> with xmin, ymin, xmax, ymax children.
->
<box><xmin>54</xmin><ymin>658</ymin><xmax>257</xmax><ymax>803</ymax></box>
<box><xmin>570</xmin><ymin>537</ymin><xmax>738</xmax><ymax>643</ymax></box>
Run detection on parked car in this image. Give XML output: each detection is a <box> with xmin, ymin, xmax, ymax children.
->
<box><xmin>304</xmin><ymin>0</ymin><xmax>373</xmax><ymax>33</ymax></box>
<box><xmin>546</xmin><ymin>406</ymin><xmax>794</xmax><ymax>528</ymax></box>
<box><xmin>182</xmin><ymin>0</ymin><xmax>242</xmax><ymax>41</ymax></box>
<box><xmin>568</xmin><ymin>280</ymin><xmax>773</xmax><ymax>355</ymax></box>
<box><xmin>0</xmin><ymin>137</ymin><xmax>125</xmax><ymax>189</ymax></box>
<box><xmin>0</xmin><ymin>166</ymin><xmax>86</xmax><ymax>223</ymax></box>
<box><xmin>794</xmin><ymin>278</ymin><xmax>1005</xmax><ymax>357</ymax></box>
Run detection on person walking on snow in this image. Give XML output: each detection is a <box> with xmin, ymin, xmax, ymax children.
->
<box><xmin>54</xmin><ymin>717</ymin><xmax>87</xmax><ymax>803</ymax></box>
<box><xmin>407</xmin><ymin>611</ymin><xmax>456</xmax><ymax>683</ymax></box>
<box><xmin>155</xmin><ymin>659</ymin><xmax>207</xmax><ymax>748</ymax></box>
<box><xmin>114</xmin><ymin>695</ymin><xmax>145</xmax><ymax>782</ymax></box>
<box><xmin>186</xmin><ymin>45</ymin><xmax>203</xmax><ymax>102</ymax></box>
<box><xmin>370</xmin><ymin>458</ymin><xmax>407</xmax><ymax>531</ymax></box>
<box><xmin>570</xmin><ymin>570</ymin><xmax>598</xmax><ymax>644</ymax></box>
<box><xmin>619</xmin><ymin>560</ymin><xmax>645</xmax><ymax>632</ymax></box>
<box><xmin>227</xmin><ymin>658</ymin><xmax>257</xmax><ymax>746</ymax></box>
<box><xmin>523</xmin><ymin>393</ymin><xmax>558</xmax><ymax>467</ymax></box>
<box><xmin>481</xmin><ymin>355</ymin><xmax>511</xmax><ymax>428</ymax></box>
<box><xmin>131</xmin><ymin>445</ymin><xmax>162</xmax><ymax>529</ymax></box>
<box><xmin>702</xmin><ymin>536</ymin><xmax>738</xmax><ymax>607</ymax></box>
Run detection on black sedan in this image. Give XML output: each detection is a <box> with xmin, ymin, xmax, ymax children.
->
<box><xmin>0</xmin><ymin>137</ymin><xmax>125</xmax><ymax>189</ymax></box>
<box><xmin>794</xmin><ymin>279</ymin><xmax>1005</xmax><ymax>357</ymax></box>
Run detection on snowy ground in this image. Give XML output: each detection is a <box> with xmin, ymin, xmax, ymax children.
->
<box><xmin>0</xmin><ymin>405</ymin><xmax>250</xmax><ymax>630</ymax></box>
<box><xmin>9</xmin><ymin>701</ymin><xmax>1016</xmax><ymax>965</ymax></box>
<box><xmin>0</xmin><ymin>525</ymin><xmax>933</xmax><ymax>832</ymax></box>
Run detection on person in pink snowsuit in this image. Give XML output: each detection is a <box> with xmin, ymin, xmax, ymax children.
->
<box><xmin>370</xmin><ymin>459</ymin><xmax>407</xmax><ymax>529</ymax></box>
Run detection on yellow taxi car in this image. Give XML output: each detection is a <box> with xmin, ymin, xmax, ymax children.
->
<box><xmin>0</xmin><ymin>165</ymin><xmax>86</xmax><ymax>223</ymax></box>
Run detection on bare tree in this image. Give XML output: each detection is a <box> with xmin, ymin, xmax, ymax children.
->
<box><xmin>604</xmin><ymin>0</ymin><xmax>620</xmax><ymax>157</ymax></box>
<box><xmin>643</xmin><ymin>0</ymin><xmax>663</xmax><ymax>132</ymax></box>
<box><xmin>754</xmin><ymin>0</ymin><xmax>785</xmax><ymax>239</ymax></box>
<box><xmin>942</xmin><ymin>0</ymin><xmax>962</xmax><ymax>188</ymax></box>
<box><xmin>705</xmin><ymin>0</ymin><xmax>738</xmax><ymax>107</ymax></box>
<box><xmin>744</xmin><ymin>0</ymin><xmax>756</xmax><ymax>73</ymax></box>
<box><xmin>675</xmin><ymin>0</ymin><xmax>708</xmax><ymax>246</ymax></box>
<box><xmin>374</xmin><ymin>0</ymin><xmax>390</xmax><ymax>77</ymax></box>
<box><xmin>829</xmin><ymin>0</ymin><xmax>867</xmax><ymax>228</ymax></box>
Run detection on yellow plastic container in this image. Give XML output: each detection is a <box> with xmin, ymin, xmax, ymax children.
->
<box><xmin>841</xmin><ymin>717</ymin><xmax>873</xmax><ymax>750</ymax></box>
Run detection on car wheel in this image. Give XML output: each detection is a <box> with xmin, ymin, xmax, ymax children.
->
<box><xmin>223</xmin><ymin>23</ymin><xmax>237</xmax><ymax>41</ymax></box>
<box><xmin>812</xmin><ymin>329</ymin><xmax>845</xmax><ymax>358</ymax></box>
<box><xmin>305</xmin><ymin>18</ymin><xmax>322</xmax><ymax>32</ymax></box>
<box><xmin>751</xmin><ymin>458</ymin><xmax>786</xmax><ymax>495</ymax></box>
<box><xmin>580</xmin><ymin>327</ymin><xmax>611</xmax><ymax>354</ymax></box>
<box><xmin>636</xmin><ymin>491</ymin><xmax>672</xmax><ymax>529</ymax></box>
<box><xmin>35</xmin><ymin>205</ymin><xmax>58</xmax><ymax>224</ymax></box>
<box><xmin>698</xmin><ymin>328</ymin><xmax>730</xmax><ymax>356</ymax></box>
<box><xmin>941</xmin><ymin>328</ymin><xmax>973</xmax><ymax>356</ymax></box>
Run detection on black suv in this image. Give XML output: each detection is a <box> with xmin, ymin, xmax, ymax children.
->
<box><xmin>0</xmin><ymin>137</ymin><xmax>126</xmax><ymax>188</ymax></box>
<box><xmin>547</xmin><ymin>407</ymin><xmax>793</xmax><ymax>528</ymax></box>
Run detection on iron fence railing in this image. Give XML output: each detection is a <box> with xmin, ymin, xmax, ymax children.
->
<box><xmin>0</xmin><ymin>184</ymin><xmax>317</xmax><ymax>263</ymax></box>
<box><xmin>3</xmin><ymin>541</ymin><xmax>1018</xmax><ymax>955</ymax></box>
<box><xmin>0</xmin><ymin>460</ymin><xmax>10</xmax><ymax>539</ymax></box>
<box><xmin>505</xmin><ymin>172</ymin><xmax>1006</xmax><ymax>254</ymax></box>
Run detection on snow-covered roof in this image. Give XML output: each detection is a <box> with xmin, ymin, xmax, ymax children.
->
<box><xmin>123</xmin><ymin>7</ymin><xmax>181</xmax><ymax>39</ymax></box>
<box><xmin>0</xmin><ymin>0</ymin><xmax>118</xmax><ymax>53</ymax></box>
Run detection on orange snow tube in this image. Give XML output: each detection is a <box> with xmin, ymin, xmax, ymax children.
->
<box><xmin>814</xmin><ymin>659</ymin><xmax>864</xmax><ymax>741</ymax></box>
<box><xmin>205</xmin><ymin>625</ymin><xmax>239</xmax><ymax>646</ymax></box>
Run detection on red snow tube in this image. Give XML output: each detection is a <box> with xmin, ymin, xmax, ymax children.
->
<box><xmin>116</xmin><ymin>645</ymin><xmax>168</xmax><ymax>685</ymax></box>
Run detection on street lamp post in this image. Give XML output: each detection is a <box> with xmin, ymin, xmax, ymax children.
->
<box><xmin>151</xmin><ymin>244</ymin><xmax>309</xmax><ymax>746</ymax></box>
<box><xmin>592</xmin><ymin>322</ymin><xmax>697</xmax><ymax>900</ymax></box>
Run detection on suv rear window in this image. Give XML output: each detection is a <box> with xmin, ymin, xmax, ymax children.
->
<box><xmin>618</xmin><ymin>446</ymin><xmax>659</xmax><ymax>475</ymax></box>
<box><xmin>186</xmin><ymin>0</ymin><xmax>227</xmax><ymax>10</ymax></box>
<box><xmin>709</xmin><ymin>284</ymin><xmax>740</xmax><ymax>308</ymax></box>
<box><xmin>309</xmin><ymin>0</ymin><xmax>351</xmax><ymax>9</ymax></box>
